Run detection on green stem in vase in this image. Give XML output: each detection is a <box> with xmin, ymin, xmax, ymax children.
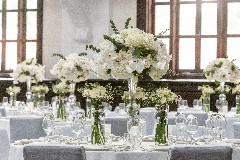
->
<box><xmin>39</xmin><ymin>95</ymin><xmax>44</xmax><ymax>107</ymax></box>
<box><xmin>91</xmin><ymin>103</ymin><xmax>105</xmax><ymax>145</ymax></box>
<box><xmin>57</xmin><ymin>96</ymin><xmax>66</xmax><ymax>120</ymax></box>
<box><xmin>11</xmin><ymin>94</ymin><xmax>15</xmax><ymax>108</ymax></box>
<box><xmin>155</xmin><ymin>110</ymin><xmax>168</xmax><ymax>145</ymax></box>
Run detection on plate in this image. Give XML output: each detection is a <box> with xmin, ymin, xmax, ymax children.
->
<box><xmin>83</xmin><ymin>145</ymin><xmax>111</xmax><ymax>151</ymax></box>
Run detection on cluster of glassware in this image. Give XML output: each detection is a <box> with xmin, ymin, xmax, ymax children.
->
<box><xmin>173</xmin><ymin>112</ymin><xmax>227</xmax><ymax>145</ymax></box>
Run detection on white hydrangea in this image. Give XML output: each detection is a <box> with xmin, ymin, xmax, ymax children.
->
<box><xmin>50</xmin><ymin>53</ymin><xmax>91</xmax><ymax>83</ymax></box>
<box><xmin>92</xmin><ymin>28</ymin><xmax>171</xmax><ymax>81</ymax></box>
<box><xmin>6</xmin><ymin>86</ymin><xmax>21</xmax><ymax>94</ymax></box>
<box><xmin>10</xmin><ymin>58</ymin><xmax>45</xmax><ymax>84</ymax></box>
<box><xmin>232</xmin><ymin>84</ymin><xmax>240</xmax><ymax>94</ymax></box>
<box><xmin>204</xmin><ymin>58</ymin><xmax>240</xmax><ymax>84</ymax></box>
<box><xmin>83</xmin><ymin>85</ymin><xmax>107</xmax><ymax>99</ymax></box>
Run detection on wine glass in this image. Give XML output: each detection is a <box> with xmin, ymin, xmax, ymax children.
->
<box><xmin>2</xmin><ymin>97</ymin><xmax>9</xmax><ymax>108</ymax></box>
<box><xmin>71</xmin><ymin>111</ymin><xmax>86</xmax><ymax>144</ymax></box>
<box><xmin>42</xmin><ymin>114</ymin><xmax>54</xmax><ymax>141</ymax></box>
<box><xmin>119</xmin><ymin>103</ymin><xmax>126</xmax><ymax>116</ymax></box>
<box><xmin>175</xmin><ymin>113</ymin><xmax>187</xmax><ymax>141</ymax></box>
<box><xmin>178</xmin><ymin>100</ymin><xmax>188</xmax><ymax>112</ymax></box>
<box><xmin>186</xmin><ymin>115</ymin><xmax>198</xmax><ymax>144</ymax></box>
<box><xmin>216</xmin><ymin>100</ymin><xmax>222</xmax><ymax>113</ymax></box>
<box><xmin>192</xmin><ymin>99</ymin><xmax>198</xmax><ymax>108</ymax></box>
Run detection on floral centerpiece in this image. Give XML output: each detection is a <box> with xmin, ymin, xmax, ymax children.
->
<box><xmin>204</xmin><ymin>58</ymin><xmax>240</xmax><ymax>100</ymax></box>
<box><xmin>90</xmin><ymin>18</ymin><xmax>171</xmax><ymax>82</ymax></box>
<box><xmin>232</xmin><ymin>84</ymin><xmax>240</xmax><ymax>114</ymax></box>
<box><xmin>89</xmin><ymin>18</ymin><xmax>171</xmax><ymax>132</ymax></box>
<box><xmin>6</xmin><ymin>85</ymin><xmax>21</xmax><ymax>107</ymax></box>
<box><xmin>32</xmin><ymin>84</ymin><xmax>49</xmax><ymax>107</ymax></box>
<box><xmin>198</xmin><ymin>85</ymin><xmax>215</xmax><ymax>112</ymax></box>
<box><xmin>52</xmin><ymin>81</ymin><xmax>71</xmax><ymax>120</ymax></box>
<box><xmin>150</xmin><ymin>87</ymin><xmax>178</xmax><ymax>145</ymax></box>
<box><xmin>78</xmin><ymin>83</ymin><xmax>113</xmax><ymax>145</ymax></box>
<box><xmin>10</xmin><ymin>58</ymin><xmax>45</xmax><ymax>102</ymax></box>
<box><xmin>51</xmin><ymin>53</ymin><xmax>92</xmax><ymax>107</ymax></box>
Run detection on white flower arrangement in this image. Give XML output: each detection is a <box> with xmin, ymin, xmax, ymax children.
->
<box><xmin>204</xmin><ymin>58</ymin><xmax>240</xmax><ymax>84</ymax></box>
<box><xmin>198</xmin><ymin>85</ymin><xmax>215</xmax><ymax>97</ymax></box>
<box><xmin>232</xmin><ymin>84</ymin><xmax>240</xmax><ymax>94</ymax></box>
<box><xmin>90</xmin><ymin>18</ymin><xmax>171</xmax><ymax>81</ymax></box>
<box><xmin>32</xmin><ymin>84</ymin><xmax>49</xmax><ymax>94</ymax></box>
<box><xmin>122</xmin><ymin>87</ymin><xmax>147</xmax><ymax>105</ymax></box>
<box><xmin>6</xmin><ymin>85</ymin><xmax>21</xmax><ymax>94</ymax></box>
<box><xmin>52</xmin><ymin>81</ymin><xmax>71</xmax><ymax>96</ymax></box>
<box><xmin>215</xmin><ymin>84</ymin><xmax>232</xmax><ymax>94</ymax></box>
<box><xmin>150</xmin><ymin>87</ymin><xmax>179</xmax><ymax>106</ymax></box>
<box><xmin>10</xmin><ymin>58</ymin><xmax>45</xmax><ymax>84</ymax></box>
<box><xmin>50</xmin><ymin>53</ymin><xmax>92</xmax><ymax>83</ymax></box>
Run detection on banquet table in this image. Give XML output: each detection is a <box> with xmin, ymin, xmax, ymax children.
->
<box><xmin>0</xmin><ymin>116</ymin><xmax>45</xmax><ymax>143</ymax></box>
<box><xmin>8</xmin><ymin>142</ymin><xmax>240</xmax><ymax>160</ymax></box>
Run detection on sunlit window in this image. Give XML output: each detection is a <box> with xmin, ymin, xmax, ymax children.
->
<box><xmin>150</xmin><ymin>0</ymin><xmax>240</xmax><ymax>77</ymax></box>
<box><xmin>0</xmin><ymin>0</ymin><xmax>43</xmax><ymax>76</ymax></box>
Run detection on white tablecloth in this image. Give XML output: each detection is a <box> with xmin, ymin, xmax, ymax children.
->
<box><xmin>8</xmin><ymin>143</ymin><xmax>240</xmax><ymax>160</ymax></box>
<box><xmin>0</xmin><ymin>116</ymin><xmax>45</xmax><ymax>143</ymax></box>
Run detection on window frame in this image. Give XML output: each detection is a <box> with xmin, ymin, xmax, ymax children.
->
<box><xmin>138</xmin><ymin>0</ymin><xmax>240</xmax><ymax>79</ymax></box>
<box><xmin>0</xmin><ymin>0</ymin><xmax>43</xmax><ymax>77</ymax></box>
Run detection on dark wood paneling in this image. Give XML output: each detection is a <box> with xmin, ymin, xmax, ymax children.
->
<box><xmin>0</xmin><ymin>80</ymin><xmax>236</xmax><ymax>112</ymax></box>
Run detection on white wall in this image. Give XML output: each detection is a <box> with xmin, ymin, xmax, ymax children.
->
<box><xmin>42</xmin><ymin>0</ymin><xmax>137</xmax><ymax>78</ymax></box>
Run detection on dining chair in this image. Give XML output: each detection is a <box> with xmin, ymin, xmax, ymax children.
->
<box><xmin>168</xmin><ymin>146</ymin><xmax>232</xmax><ymax>160</ymax></box>
<box><xmin>23</xmin><ymin>146</ymin><xmax>87</xmax><ymax>160</ymax></box>
<box><xmin>233</xmin><ymin>122</ymin><xmax>240</xmax><ymax>139</ymax></box>
<box><xmin>0</xmin><ymin>128</ymin><xmax>10</xmax><ymax>160</ymax></box>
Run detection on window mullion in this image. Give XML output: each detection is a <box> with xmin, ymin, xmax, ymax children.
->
<box><xmin>18</xmin><ymin>0</ymin><xmax>26</xmax><ymax>63</ymax></box>
<box><xmin>1</xmin><ymin>0</ymin><xmax>6</xmax><ymax>71</ymax></box>
<box><xmin>195</xmin><ymin>0</ymin><xmax>201</xmax><ymax>72</ymax></box>
<box><xmin>172</xmin><ymin>0</ymin><xmax>179</xmax><ymax>73</ymax></box>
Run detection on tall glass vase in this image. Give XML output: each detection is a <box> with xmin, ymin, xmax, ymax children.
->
<box><xmin>68</xmin><ymin>82</ymin><xmax>76</xmax><ymax>107</ymax></box>
<box><xmin>86</xmin><ymin>98</ymin><xmax>92</xmax><ymax>119</ymax></box>
<box><xmin>91</xmin><ymin>103</ymin><xmax>105</xmax><ymax>145</ymax></box>
<box><xmin>219</xmin><ymin>82</ymin><xmax>226</xmax><ymax>101</ymax></box>
<box><xmin>26</xmin><ymin>78</ymin><xmax>32</xmax><ymax>102</ymax></box>
<box><xmin>126</xmin><ymin>77</ymin><xmax>140</xmax><ymax>119</ymax></box>
<box><xmin>155</xmin><ymin>104</ymin><xmax>169</xmax><ymax>145</ymax></box>
<box><xmin>38</xmin><ymin>94</ymin><xmax>45</xmax><ymax>107</ymax></box>
<box><xmin>57</xmin><ymin>96</ymin><xmax>66</xmax><ymax>120</ymax></box>
<box><xmin>236</xmin><ymin>95</ymin><xmax>240</xmax><ymax>114</ymax></box>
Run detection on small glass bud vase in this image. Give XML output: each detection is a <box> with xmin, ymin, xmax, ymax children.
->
<box><xmin>38</xmin><ymin>94</ymin><xmax>45</xmax><ymax>107</ymax></box>
<box><xmin>236</xmin><ymin>95</ymin><xmax>240</xmax><ymax>114</ymax></box>
<box><xmin>26</xmin><ymin>78</ymin><xmax>33</xmax><ymax>102</ymax></box>
<box><xmin>155</xmin><ymin>104</ymin><xmax>169</xmax><ymax>145</ymax></box>
<box><xmin>86</xmin><ymin>98</ymin><xmax>92</xmax><ymax>119</ymax></box>
<box><xmin>202</xmin><ymin>96</ymin><xmax>210</xmax><ymax>113</ymax></box>
<box><xmin>9</xmin><ymin>92</ymin><xmax>17</xmax><ymax>108</ymax></box>
<box><xmin>32</xmin><ymin>93</ymin><xmax>39</xmax><ymax>108</ymax></box>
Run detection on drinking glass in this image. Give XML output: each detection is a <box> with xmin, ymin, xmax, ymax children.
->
<box><xmin>42</xmin><ymin>114</ymin><xmax>54</xmax><ymax>141</ymax></box>
<box><xmin>175</xmin><ymin>113</ymin><xmax>187</xmax><ymax>141</ymax></box>
<box><xmin>119</xmin><ymin>103</ymin><xmax>126</xmax><ymax>116</ymax></box>
<box><xmin>192</xmin><ymin>99</ymin><xmax>198</xmax><ymax>108</ymax></box>
<box><xmin>193</xmin><ymin>100</ymin><xmax>203</xmax><ymax>111</ymax></box>
<box><xmin>71</xmin><ymin>111</ymin><xmax>86</xmax><ymax>144</ymax></box>
<box><xmin>2</xmin><ymin>97</ymin><xmax>9</xmax><ymax>108</ymax></box>
<box><xmin>215</xmin><ymin>100</ymin><xmax>222</xmax><ymax>113</ymax></box>
<box><xmin>178</xmin><ymin>100</ymin><xmax>188</xmax><ymax>112</ymax></box>
<box><xmin>186</xmin><ymin>115</ymin><xmax>198</xmax><ymax>144</ymax></box>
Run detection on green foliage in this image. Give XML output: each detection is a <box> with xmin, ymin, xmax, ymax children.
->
<box><xmin>52</xmin><ymin>53</ymin><xmax>66</xmax><ymax>60</ymax></box>
<box><xmin>110</xmin><ymin>20</ymin><xmax>119</xmax><ymax>34</ymax></box>
<box><xmin>86</xmin><ymin>45</ymin><xmax>100</xmax><ymax>53</ymax></box>
<box><xmin>124</xmin><ymin>17</ymin><xmax>132</xmax><ymax>29</ymax></box>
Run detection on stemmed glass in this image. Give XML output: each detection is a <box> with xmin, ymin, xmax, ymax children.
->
<box><xmin>178</xmin><ymin>100</ymin><xmax>188</xmax><ymax>112</ymax></box>
<box><xmin>175</xmin><ymin>113</ymin><xmax>187</xmax><ymax>141</ymax></box>
<box><xmin>71</xmin><ymin>111</ymin><xmax>86</xmax><ymax>144</ymax></box>
<box><xmin>42</xmin><ymin>114</ymin><xmax>54</xmax><ymax>141</ymax></box>
<box><xmin>216</xmin><ymin>100</ymin><xmax>222</xmax><ymax>113</ymax></box>
<box><xmin>119</xmin><ymin>103</ymin><xmax>126</xmax><ymax>116</ymax></box>
<box><xmin>186</xmin><ymin>115</ymin><xmax>198</xmax><ymax>144</ymax></box>
<box><xmin>2</xmin><ymin>97</ymin><xmax>9</xmax><ymax>108</ymax></box>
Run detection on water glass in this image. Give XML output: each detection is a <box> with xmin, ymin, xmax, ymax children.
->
<box><xmin>215</xmin><ymin>100</ymin><xmax>222</xmax><ymax>113</ymax></box>
<box><xmin>186</xmin><ymin>115</ymin><xmax>198</xmax><ymax>144</ymax></box>
<box><xmin>175</xmin><ymin>113</ymin><xmax>187</xmax><ymax>141</ymax></box>
<box><xmin>178</xmin><ymin>100</ymin><xmax>188</xmax><ymax>112</ymax></box>
<box><xmin>42</xmin><ymin>114</ymin><xmax>54</xmax><ymax>141</ymax></box>
<box><xmin>2</xmin><ymin>97</ymin><xmax>9</xmax><ymax>107</ymax></box>
<box><xmin>71</xmin><ymin>112</ymin><xmax>86</xmax><ymax>144</ymax></box>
